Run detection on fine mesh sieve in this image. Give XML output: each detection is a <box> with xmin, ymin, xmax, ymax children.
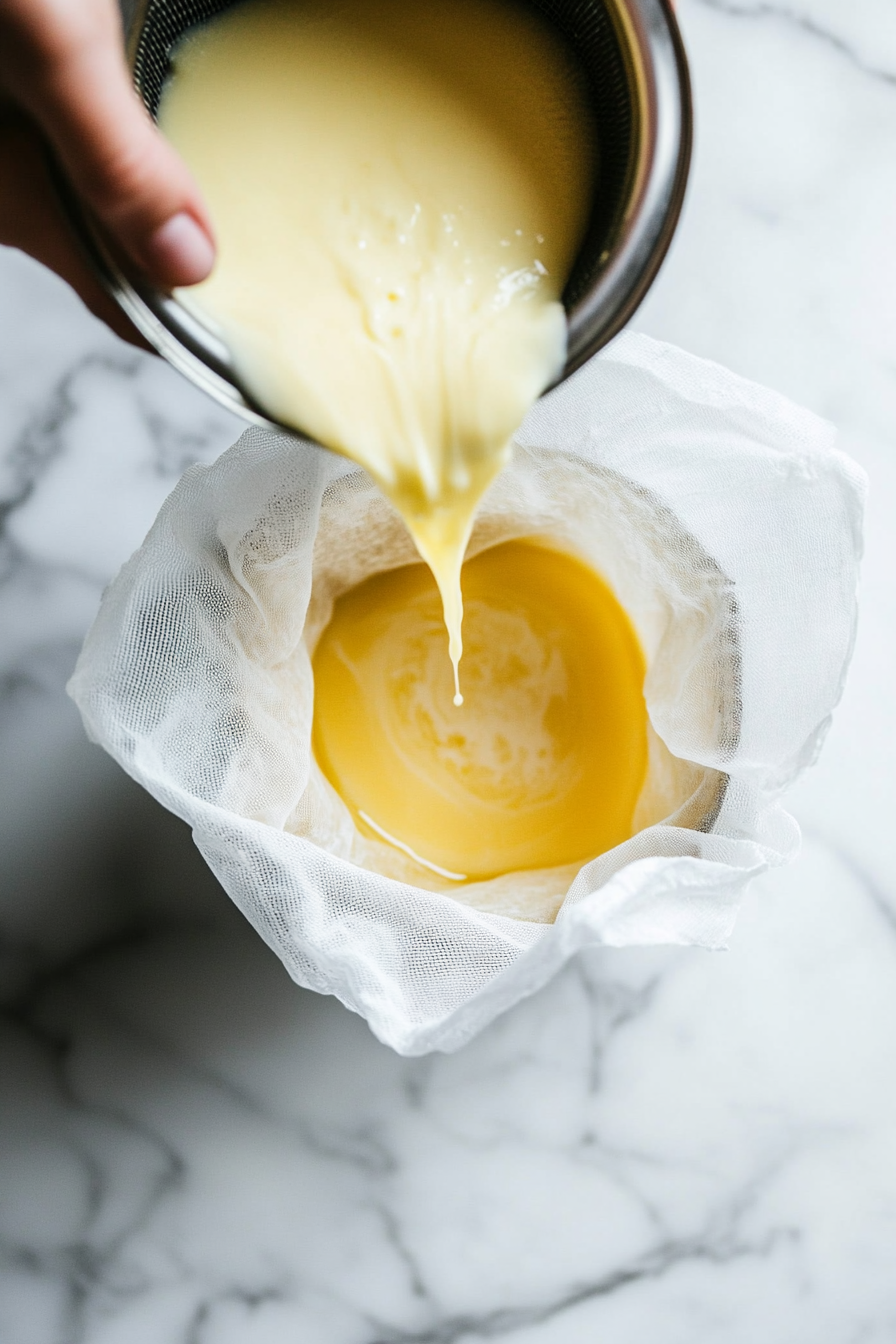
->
<box><xmin>62</xmin><ymin>0</ymin><xmax>691</xmax><ymax>429</ymax></box>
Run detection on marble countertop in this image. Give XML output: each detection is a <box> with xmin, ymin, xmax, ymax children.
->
<box><xmin>2</xmin><ymin>1</ymin><xmax>896</xmax><ymax>1338</ymax></box>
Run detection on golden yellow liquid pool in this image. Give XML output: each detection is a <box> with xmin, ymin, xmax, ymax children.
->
<box><xmin>312</xmin><ymin>541</ymin><xmax>647</xmax><ymax>882</ymax></box>
<box><xmin>159</xmin><ymin>0</ymin><xmax>594</xmax><ymax>702</ymax></box>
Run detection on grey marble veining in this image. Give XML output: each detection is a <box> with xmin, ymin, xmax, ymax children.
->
<box><xmin>2</xmin><ymin>0</ymin><xmax>896</xmax><ymax>1338</ymax></box>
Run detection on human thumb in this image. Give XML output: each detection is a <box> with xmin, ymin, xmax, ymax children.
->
<box><xmin>1</xmin><ymin>0</ymin><xmax>215</xmax><ymax>287</ymax></box>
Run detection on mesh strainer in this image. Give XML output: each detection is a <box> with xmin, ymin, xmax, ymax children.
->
<box><xmin>58</xmin><ymin>0</ymin><xmax>691</xmax><ymax>429</ymax></box>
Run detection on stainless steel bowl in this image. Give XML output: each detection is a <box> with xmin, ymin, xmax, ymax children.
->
<box><xmin>61</xmin><ymin>0</ymin><xmax>692</xmax><ymax>429</ymax></box>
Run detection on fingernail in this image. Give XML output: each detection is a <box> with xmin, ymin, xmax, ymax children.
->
<box><xmin>145</xmin><ymin>211</ymin><xmax>215</xmax><ymax>286</ymax></box>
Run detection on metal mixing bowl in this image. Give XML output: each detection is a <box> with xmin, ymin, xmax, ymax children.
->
<box><xmin>62</xmin><ymin>0</ymin><xmax>692</xmax><ymax>429</ymax></box>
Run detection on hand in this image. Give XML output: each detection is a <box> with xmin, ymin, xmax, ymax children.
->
<box><xmin>0</xmin><ymin>0</ymin><xmax>215</xmax><ymax>343</ymax></box>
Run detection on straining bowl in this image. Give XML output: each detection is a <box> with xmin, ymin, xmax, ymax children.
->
<box><xmin>62</xmin><ymin>0</ymin><xmax>691</xmax><ymax>428</ymax></box>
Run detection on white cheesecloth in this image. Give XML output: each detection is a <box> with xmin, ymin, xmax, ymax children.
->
<box><xmin>68</xmin><ymin>333</ymin><xmax>865</xmax><ymax>1054</ymax></box>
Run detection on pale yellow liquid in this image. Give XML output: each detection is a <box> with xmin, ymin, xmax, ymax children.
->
<box><xmin>159</xmin><ymin>0</ymin><xmax>594</xmax><ymax>701</ymax></box>
<box><xmin>313</xmin><ymin>541</ymin><xmax>648</xmax><ymax>882</ymax></box>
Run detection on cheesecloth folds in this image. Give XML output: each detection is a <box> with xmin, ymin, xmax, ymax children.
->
<box><xmin>68</xmin><ymin>333</ymin><xmax>865</xmax><ymax>1054</ymax></box>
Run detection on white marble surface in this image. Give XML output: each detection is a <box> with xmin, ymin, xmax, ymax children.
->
<box><xmin>2</xmin><ymin>1</ymin><xmax>896</xmax><ymax>1338</ymax></box>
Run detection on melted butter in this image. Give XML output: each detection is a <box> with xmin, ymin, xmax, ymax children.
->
<box><xmin>312</xmin><ymin>540</ymin><xmax>648</xmax><ymax>882</ymax></box>
<box><xmin>159</xmin><ymin>0</ymin><xmax>594</xmax><ymax>701</ymax></box>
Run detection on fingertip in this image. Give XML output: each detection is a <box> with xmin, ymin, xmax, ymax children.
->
<box><xmin>143</xmin><ymin>209</ymin><xmax>215</xmax><ymax>286</ymax></box>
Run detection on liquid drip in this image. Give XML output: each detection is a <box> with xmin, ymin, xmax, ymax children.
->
<box><xmin>312</xmin><ymin>540</ymin><xmax>648</xmax><ymax>882</ymax></box>
<box><xmin>158</xmin><ymin>0</ymin><xmax>594</xmax><ymax>697</ymax></box>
